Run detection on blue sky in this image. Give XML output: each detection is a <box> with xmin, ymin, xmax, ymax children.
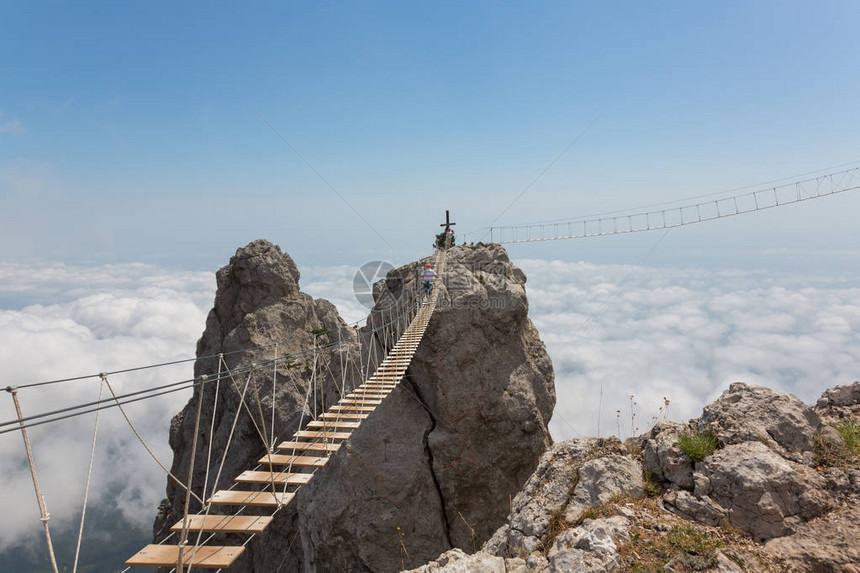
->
<box><xmin>2</xmin><ymin>1</ymin><xmax>860</xmax><ymax>271</ymax></box>
<box><xmin>2</xmin><ymin>4</ymin><xmax>860</xmax><ymax>559</ymax></box>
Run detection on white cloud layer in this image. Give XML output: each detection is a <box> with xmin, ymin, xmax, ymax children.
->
<box><xmin>0</xmin><ymin>263</ymin><xmax>214</xmax><ymax>552</ymax></box>
<box><xmin>518</xmin><ymin>259</ymin><xmax>860</xmax><ymax>442</ymax></box>
<box><xmin>1</xmin><ymin>257</ymin><xmax>859</xmax><ymax>555</ymax></box>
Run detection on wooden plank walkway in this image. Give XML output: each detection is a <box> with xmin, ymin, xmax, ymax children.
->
<box><xmin>126</xmin><ymin>545</ymin><xmax>245</xmax><ymax>568</ymax></box>
<box><xmin>169</xmin><ymin>515</ymin><xmax>273</xmax><ymax>533</ymax></box>
<box><xmin>126</xmin><ymin>250</ymin><xmax>445</xmax><ymax>569</ymax></box>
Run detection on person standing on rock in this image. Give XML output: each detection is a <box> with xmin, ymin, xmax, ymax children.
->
<box><xmin>421</xmin><ymin>263</ymin><xmax>437</xmax><ymax>297</ymax></box>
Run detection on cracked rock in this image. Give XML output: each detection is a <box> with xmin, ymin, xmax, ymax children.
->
<box><xmin>160</xmin><ymin>242</ymin><xmax>555</xmax><ymax>572</ymax></box>
<box><xmin>701</xmin><ymin>382</ymin><xmax>821</xmax><ymax>465</ymax></box>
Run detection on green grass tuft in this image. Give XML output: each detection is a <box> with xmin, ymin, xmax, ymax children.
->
<box><xmin>678</xmin><ymin>429</ymin><xmax>720</xmax><ymax>462</ymax></box>
<box><xmin>834</xmin><ymin>418</ymin><xmax>860</xmax><ymax>456</ymax></box>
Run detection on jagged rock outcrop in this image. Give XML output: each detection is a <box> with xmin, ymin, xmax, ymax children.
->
<box><xmin>156</xmin><ymin>241</ymin><xmax>555</xmax><ymax>572</ymax></box>
<box><xmin>271</xmin><ymin>244</ymin><xmax>555</xmax><ymax>572</ymax></box>
<box><xmin>408</xmin><ymin>438</ymin><xmax>652</xmax><ymax>573</ymax></box>
<box><xmin>764</xmin><ymin>504</ymin><xmax>860</xmax><ymax>571</ymax></box>
<box><xmin>155</xmin><ymin>240</ymin><xmax>357</xmax><ymax>545</ymax></box>
<box><xmin>483</xmin><ymin>439</ymin><xmax>642</xmax><ymax>557</ymax></box>
<box><xmin>409</xmin><ymin>382</ymin><xmax>860</xmax><ymax>572</ymax></box>
<box><xmin>700</xmin><ymin>382</ymin><xmax>822</xmax><ymax>464</ymax></box>
<box><xmin>653</xmin><ymin>383</ymin><xmax>843</xmax><ymax>542</ymax></box>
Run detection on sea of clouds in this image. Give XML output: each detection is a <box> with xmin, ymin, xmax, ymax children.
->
<box><xmin>1</xmin><ymin>257</ymin><xmax>858</xmax><ymax>552</ymax></box>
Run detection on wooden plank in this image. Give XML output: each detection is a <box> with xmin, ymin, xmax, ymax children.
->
<box><xmin>126</xmin><ymin>545</ymin><xmax>244</xmax><ymax>568</ymax></box>
<box><xmin>258</xmin><ymin>453</ymin><xmax>330</xmax><ymax>467</ymax></box>
<box><xmin>293</xmin><ymin>430</ymin><xmax>352</xmax><ymax>440</ymax></box>
<box><xmin>277</xmin><ymin>441</ymin><xmax>342</xmax><ymax>452</ymax></box>
<box><xmin>329</xmin><ymin>405</ymin><xmax>376</xmax><ymax>413</ymax></box>
<box><xmin>307</xmin><ymin>420</ymin><xmax>361</xmax><ymax>429</ymax></box>
<box><xmin>320</xmin><ymin>412</ymin><xmax>368</xmax><ymax>420</ymax></box>
<box><xmin>348</xmin><ymin>392</ymin><xmax>388</xmax><ymax>398</ymax></box>
<box><xmin>339</xmin><ymin>399</ymin><xmax>382</xmax><ymax>405</ymax></box>
<box><xmin>170</xmin><ymin>514</ymin><xmax>273</xmax><ymax>534</ymax></box>
<box><xmin>208</xmin><ymin>490</ymin><xmax>293</xmax><ymax>507</ymax></box>
<box><xmin>235</xmin><ymin>470</ymin><xmax>314</xmax><ymax>485</ymax></box>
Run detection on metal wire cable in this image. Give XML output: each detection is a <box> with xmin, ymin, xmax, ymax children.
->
<box><xmin>13</xmin><ymin>312</ymin><xmax>379</xmax><ymax>391</ymax></box>
<box><xmin>1</xmin><ymin>298</ymin><xmax>425</xmax><ymax>433</ymax></box>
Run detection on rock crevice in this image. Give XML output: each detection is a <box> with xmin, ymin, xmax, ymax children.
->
<box><xmin>156</xmin><ymin>241</ymin><xmax>555</xmax><ymax>572</ymax></box>
<box><xmin>410</xmin><ymin>375</ymin><xmax>455</xmax><ymax>550</ymax></box>
<box><xmin>411</xmin><ymin>381</ymin><xmax>860</xmax><ymax>572</ymax></box>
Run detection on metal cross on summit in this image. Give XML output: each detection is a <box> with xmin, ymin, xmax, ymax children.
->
<box><xmin>440</xmin><ymin>210</ymin><xmax>456</xmax><ymax>234</ymax></box>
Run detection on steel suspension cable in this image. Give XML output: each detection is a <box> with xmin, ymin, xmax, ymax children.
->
<box><xmin>72</xmin><ymin>379</ymin><xmax>104</xmax><ymax>573</ymax></box>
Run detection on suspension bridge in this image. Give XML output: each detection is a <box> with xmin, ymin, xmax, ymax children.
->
<box><xmin>2</xmin><ymin>166</ymin><xmax>858</xmax><ymax>572</ymax></box>
<box><xmin>125</xmin><ymin>250</ymin><xmax>445</xmax><ymax>569</ymax></box>
<box><xmin>474</xmin><ymin>166</ymin><xmax>860</xmax><ymax>244</ymax></box>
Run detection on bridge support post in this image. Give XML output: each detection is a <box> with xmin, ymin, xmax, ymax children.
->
<box><xmin>6</xmin><ymin>386</ymin><xmax>60</xmax><ymax>573</ymax></box>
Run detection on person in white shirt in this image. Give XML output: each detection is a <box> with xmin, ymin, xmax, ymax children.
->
<box><xmin>421</xmin><ymin>263</ymin><xmax>437</xmax><ymax>296</ymax></box>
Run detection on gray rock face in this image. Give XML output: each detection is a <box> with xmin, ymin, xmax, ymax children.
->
<box><xmin>764</xmin><ymin>504</ymin><xmax>860</xmax><ymax>571</ymax></box>
<box><xmin>290</xmin><ymin>244</ymin><xmax>555</xmax><ymax>571</ymax></box>
<box><xmin>484</xmin><ymin>439</ymin><xmax>595</xmax><ymax>556</ymax></box>
<box><xmin>701</xmin><ymin>382</ymin><xmax>822</xmax><ymax>464</ymax></box>
<box><xmin>694</xmin><ymin>441</ymin><xmax>831</xmax><ymax>541</ymax></box>
<box><xmin>157</xmin><ymin>242</ymin><xmax>555</xmax><ymax>572</ymax></box>
<box><xmin>156</xmin><ymin>240</ymin><xmax>356</xmax><ymax>543</ymax></box>
<box><xmin>816</xmin><ymin>380</ymin><xmax>860</xmax><ymax>424</ymax></box>
<box><xmin>406</xmin><ymin>548</ymin><xmax>508</xmax><ymax>573</ymax></box>
<box><xmin>662</xmin><ymin>489</ymin><xmax>726</xmax><ymax>527</ymax></box>
<box><xmin>483</xmin><ymin>438</ymin><xmax>642</xmax><ymax>563</ymax></box>
<box><xmin>423</xmin><ymin>381</ymin><xmax>860</xmax><ymax>573</ymax></box>
<box><xmin>546</xmin><ymin>516</ymin><xmax>628</xmax><ymax>573</ymax></box>
<box><xmin>562</xmin><ymin>455</ymin><xmax>644</xmax><ymax>524</ymax></box>
<box><xmin>642</xmin><ymin>421</ymin><xmax>694</xmax><ymax>489</ymax></box>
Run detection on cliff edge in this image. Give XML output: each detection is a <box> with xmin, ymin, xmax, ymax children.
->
<box><xmin>408</xmin><ymin>381</ymin><xmax>860</xmax><ymax>572</ymax></box>
<box><xmin>156</xmin><ymin>241</ymin><xmax>556</xmax><ymax>572</ymax></box>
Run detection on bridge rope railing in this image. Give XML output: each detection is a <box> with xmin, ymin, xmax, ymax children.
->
<box><xmin>476</xmin><ymin>166</ymin><xmax>860</xmax><ymax>244</ymax></box>
<box><xmin>2</xmin><ymin>245</ymin><xmax>445</xmax><ymax>572</ymax></box>
<box><xmin>122</xmin><ymin>245</ymin><xmax>448</xmax><ymax>570</ymax></box>
<box><xmin>0</xmin><ymin>282</ymin><xmax>427</xmax><ymax>435</ymax></box>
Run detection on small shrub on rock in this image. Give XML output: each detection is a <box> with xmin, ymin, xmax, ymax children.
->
<box><xmin>817</xmin><ymin>417</ymin><xmax>860</xmax><ymax>468</ymax></box>
<box><xmin>834</xmin><ymin>418</ymin><xmax>859</xmax><ymax>456</ymax></box>
<box><xmin>677</xmin><ymin>430</ymin><xmax>719</xmax><ymax>462</ymax></box>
